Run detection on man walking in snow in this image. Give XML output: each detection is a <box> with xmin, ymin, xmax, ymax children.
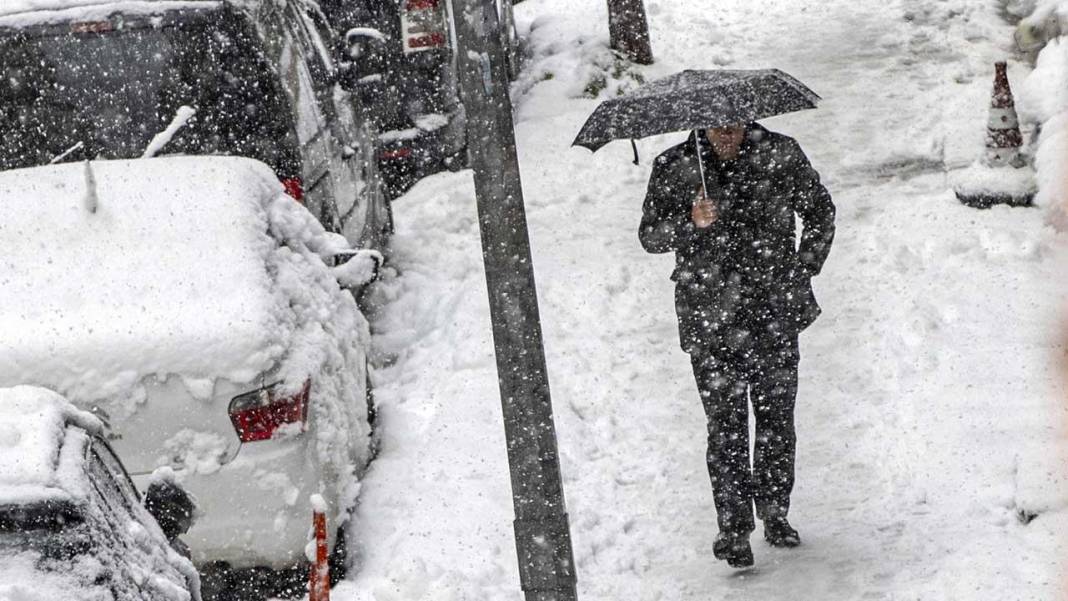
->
<box><xmin>639</xmin><ymin>123</ymin><xmax>834</xmax><ymax>568</ymax></box>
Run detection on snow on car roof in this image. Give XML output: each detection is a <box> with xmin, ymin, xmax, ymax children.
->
<box><xmin>0</xmin><ymin>156</ymin><xmax>288</xmax><ymax>406</ymax></box>
<box><xmin>0</xmin><ymin>553</ymin><xmax>108</xmax><ymax>601</ymax></box>
<box><xmin>0</xmin><ymin>1</ymin><xmax>221</xmax><ymax>25</ymax></box>
<box><xmin>0</xmin><ymin>386</ymin><xmax>101</xmax><ymax>504</ymax></box>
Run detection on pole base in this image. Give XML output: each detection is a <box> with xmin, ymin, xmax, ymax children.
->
<box><xmin>514</xmin><ymin>515</ymin><xmax>578</xmax><ymax>600</ymax></box>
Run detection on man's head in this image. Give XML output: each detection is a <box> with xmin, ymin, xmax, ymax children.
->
<box><xmin>706</xmin><ymin>124</ymin><xmax>747</xmax><ymax>160</ymax></box>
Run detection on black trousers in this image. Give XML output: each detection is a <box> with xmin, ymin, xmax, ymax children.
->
<box><xmin>690</xmin><ymin>335</ymin><xmax>799</xmax><ymax>536</ymax></box>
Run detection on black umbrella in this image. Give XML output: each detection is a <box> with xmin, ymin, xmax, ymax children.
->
<box><xmin>573</xmin><ymin>68</ymin><xmax>820</xmax><ymax>198</ymax></box>
<box><xmin>572</xmin><ymin>69</ymin><xmax>820</xmax><ymax>152</ymax></box>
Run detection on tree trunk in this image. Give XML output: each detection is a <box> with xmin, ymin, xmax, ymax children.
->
<box><xmin>607</xmin><ymin>0</ymin><xmax>653</xmax><ymax>65</ymax></box>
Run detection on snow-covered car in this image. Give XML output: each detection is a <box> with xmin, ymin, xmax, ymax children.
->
<box><xmin>0</xmin><ymin>156</ymin><xmax>379</xmax><ymax>597</ymax></box>
<box><xmin>0</xmin><ymin>0</ymin><xmax>392</xmax><ymax>252</ymax></box>
<box><xmin>0</xmin><ymin>386</ymin><xmax>201</xmax><ymax>601</ymax></box>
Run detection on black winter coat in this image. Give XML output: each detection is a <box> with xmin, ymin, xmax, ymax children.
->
<box><xmin>640</xmin><ymin>124</ymin><xmax>835</xmax><ymax>357</ymax></box>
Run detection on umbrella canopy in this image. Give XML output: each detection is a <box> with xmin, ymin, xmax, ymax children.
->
<box><xmin>572</xmin><ymin>69</ymin><xmax>820</xmax><ymax>151</ymax></box>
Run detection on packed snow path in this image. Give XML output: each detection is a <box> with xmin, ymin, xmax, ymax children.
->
<box><xmin>340</xmin><ymin>0</ymin><xmax>1068</xmax><ymax>599</ymax></box>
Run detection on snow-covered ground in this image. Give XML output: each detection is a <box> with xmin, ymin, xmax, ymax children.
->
<box><xmin>338</xmin><ymin>0</ymin><xmax>1068</xmax><ymax>599</ymax></box>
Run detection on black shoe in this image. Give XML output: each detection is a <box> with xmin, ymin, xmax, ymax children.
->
<box><xmin>763</xmin><ymin>517</ymin><xmax>800</xmax><ymax>548</ymax></box>
<box><xmin>713</xmin><ymin>532</ymin><xmax>754</xmax><ymax>568</ymax></box>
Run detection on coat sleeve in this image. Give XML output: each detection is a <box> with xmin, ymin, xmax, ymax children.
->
<box><xmin>639</xmin><ymin>154</ymin><xmax>699</xmax><ymax>254</ymax></box>
<box><xmin>784</xmin><ymin>141</ymin><xmax>835</xmax><ymax>276</ymax></box>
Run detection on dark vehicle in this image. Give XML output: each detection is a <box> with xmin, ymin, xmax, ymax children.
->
<box><xmin>321</xmin><ymin>0</ymin><xmax>519</xmax><ymax>197</ymax></box>
<box><xmin>0</xmin><ymin>0</ymin><xmax>391</xmax><ymax>250</ymax></box>
<box><xmin>0</xmin><ymin>386</ymin><xmax>200</xmax><ymax>601</ymax></box>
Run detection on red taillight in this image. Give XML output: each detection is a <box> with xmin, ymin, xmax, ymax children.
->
<box><xmin>402</xmin><ymin>0</ymin><xmax>448</xmax><ymax>53</ymax></box>
<box><xmin>407</xmin><ymin>32</ymin><xmax>447</xmax><ymax>50</ymax></box>
<box><xmin>228</xmin><ymin>380</ymin><xmax>311</xmax><ymax>443</ymax></box>
<box><xmin>281</xmin><ymin>177</ymin><xmax>304</xmax><ymax>204</ymax></box>
<box><xmin>379</xmin><ymin>147</ymin><xmax>413</xmax><ymax>161</ymax></box>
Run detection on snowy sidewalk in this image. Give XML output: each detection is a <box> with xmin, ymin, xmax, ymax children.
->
<box><xmin>339</xmin><ymin>0</ymin><xmax>1068</xmax><ymax>599</ymax></box>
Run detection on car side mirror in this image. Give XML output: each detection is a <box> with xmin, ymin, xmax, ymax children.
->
<box><xmin>339</xmin><ymin>28</ymin><xmax>388</xmax><ymax>94</ymax></box>
<box><xmin>144</xmin><ymin>474</ymin><xmax>197</xmax><ymax>542</ymax></box>
<box><xmin>333</xmin><ymin>249</ymin><xmax>383</xmax><ymax>291</ymax></box>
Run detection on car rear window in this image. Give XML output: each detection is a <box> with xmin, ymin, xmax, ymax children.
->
<box><xmin>0</xmin><ymin>11</ymin><xmax>300</xmax><ymax>176</ymax></box>
<box><xmin>0</xmin><ymin>500</ymin><xmax>83</xmax><ymax>533</ymax></box>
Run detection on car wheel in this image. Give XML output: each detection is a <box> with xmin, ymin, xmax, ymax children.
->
<box><xmin>328</xmin><ymin>524</ymin><xmax>349</xmax><ymax>585</ymax></box>
<box><xmin>444</xmin><ymin>146</ymin><xmax>468</xmax><ymax>173</ymax></box>
<box><xmin>365</xmin><ymin>360</ymin><xmax>381</xmax><ymax>459</ymax></box>
<box><xmin>198</xmin><ymin>562</ymin><xmax>235</xmax><ymax>601</ymax></box>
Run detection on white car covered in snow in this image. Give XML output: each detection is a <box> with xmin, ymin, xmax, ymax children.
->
<box><xmin>0</xmin><ymin>156</ymin><xmax>379</xmax><ymax>596</ymax></box>
<box><xmin>0</xmin><ymin>386</ymin><xmax>200</xmax><ymax>601</ymax></box>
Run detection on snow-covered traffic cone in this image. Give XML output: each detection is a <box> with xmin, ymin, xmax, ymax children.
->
<box><xmin>985</xmin><ymin>62</ymin><xmax>1025</xmax><ymax>168</ymax></box>
<box><xmin>308</xmin><ymin>495</ymin><xmax>330</xmax><ymax>601</ymax></box>
<box><xmin>954</xmin><ymin>61</ymin><xmax>1036</xmax><ymax>208</ymax></box>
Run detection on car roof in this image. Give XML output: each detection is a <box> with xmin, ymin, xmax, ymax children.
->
<box><xmin>0</xmin><ymin>1</ymin><xmax>246</xmax><ymax>28</ymax></box>
<box><xmin>0</xmin><ymin>0</ymin><xmax>222</xmax><ymax>19</ymax></box>
<box><xmin>0</xmin><ymin>157</ymin><xmax>289</xmax><ymax>405</ymax></box>
<box><xmin>0</xmin><ymin>386</ymin><xmax>102</xmax><ymax>505</ymax></box>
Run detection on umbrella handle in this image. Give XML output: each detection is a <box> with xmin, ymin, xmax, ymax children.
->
<box><xmin>630</xmin><ymin>139</ymin><xmax>639</xmax><ymax>165</ymax></box>
<box><xmin>694</xmin><ymin>130</ymin><xmax>708</xmax><ymax>203</ymax></box>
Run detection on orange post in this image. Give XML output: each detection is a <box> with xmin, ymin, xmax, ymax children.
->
<box><xmin>309</xmin><ymin>500</ymin><xmax>330</xmax><ymax>601</ymax></box>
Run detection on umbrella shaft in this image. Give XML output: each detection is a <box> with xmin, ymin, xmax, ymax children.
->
<box><xmin>695</xmin><ymin>131</ymin><xmax>707</xmax><ymax>202</ymax></box>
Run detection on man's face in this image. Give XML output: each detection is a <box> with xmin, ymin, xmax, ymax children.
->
<box><xmin>706</xmin><ymin>125</ymin><xmax>746</xmax><ymax>159</ymax></box>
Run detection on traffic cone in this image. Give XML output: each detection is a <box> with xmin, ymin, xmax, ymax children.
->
<box><xmin>985</xmin><ymin>62</ymin><xmax>1025</xmax><ymax>168</ymax></box>
<box><xmin>954</xmin><ymin>62</ymin><xmax>1036</xmax><ymax>208</ymax></box>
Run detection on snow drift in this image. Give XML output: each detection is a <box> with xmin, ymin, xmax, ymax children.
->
<box><xmin>1020</xmin><ymin>35</ymin><xmax>1068</xmax><ymax>226</ymax></box>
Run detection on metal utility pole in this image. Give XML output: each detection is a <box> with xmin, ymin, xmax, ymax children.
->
<box><xmin>449</xmin><ymin>1</ymin><xmax>578</xmax><ymax>600</ymax></box>
<box><xmin>607</xmin><ymin>0</ymin><xmax>653</xmax><ymax>65</ymax></box>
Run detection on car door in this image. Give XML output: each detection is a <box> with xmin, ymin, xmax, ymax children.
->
<box><xmin>84</xmin><ymin>441</ymin><xmax>156</xmax><ymax>600</ymax></box>
<box><xmin>89</xmin><ymin>439</ymin><xmax>197</xmax><ymax>601</ymax></box>
<box><xmin>291</xmin><ymin>3</ymin><xmax>391</xmax><ymax>249</ymax></box>
<box><xmin>260</xmin><ymin>4</ymin><xmax>339</xmax><ymax>232</ymax></box>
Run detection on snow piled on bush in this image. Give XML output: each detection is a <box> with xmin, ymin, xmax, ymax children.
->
<box><xmin>1020</xmin><ymin>35</ymin><xmax>1068</xmax><ymax>226</ymax></box>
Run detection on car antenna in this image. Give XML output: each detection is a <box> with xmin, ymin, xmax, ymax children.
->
<box><xmin>83</xmin><ymin>160</ymin><xmax>99</xmax><ymax>214</ymax></box>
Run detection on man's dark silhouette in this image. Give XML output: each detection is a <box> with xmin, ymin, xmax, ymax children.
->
<box><xmin>640</xmin><ymin>122</ymin><xmax>835</xmax><ymax>568</ymax></box>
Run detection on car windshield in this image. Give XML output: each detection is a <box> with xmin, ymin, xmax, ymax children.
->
<box><xmin>0</xmin><ymin>13</ymin><xmax>299</xmax><ymax>176</ymax></box>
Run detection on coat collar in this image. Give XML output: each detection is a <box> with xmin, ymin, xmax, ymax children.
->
<box><xmin>689</xmin><ymin>123</ymin><xmax>769</xmax><ymax>161</ymax></box>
